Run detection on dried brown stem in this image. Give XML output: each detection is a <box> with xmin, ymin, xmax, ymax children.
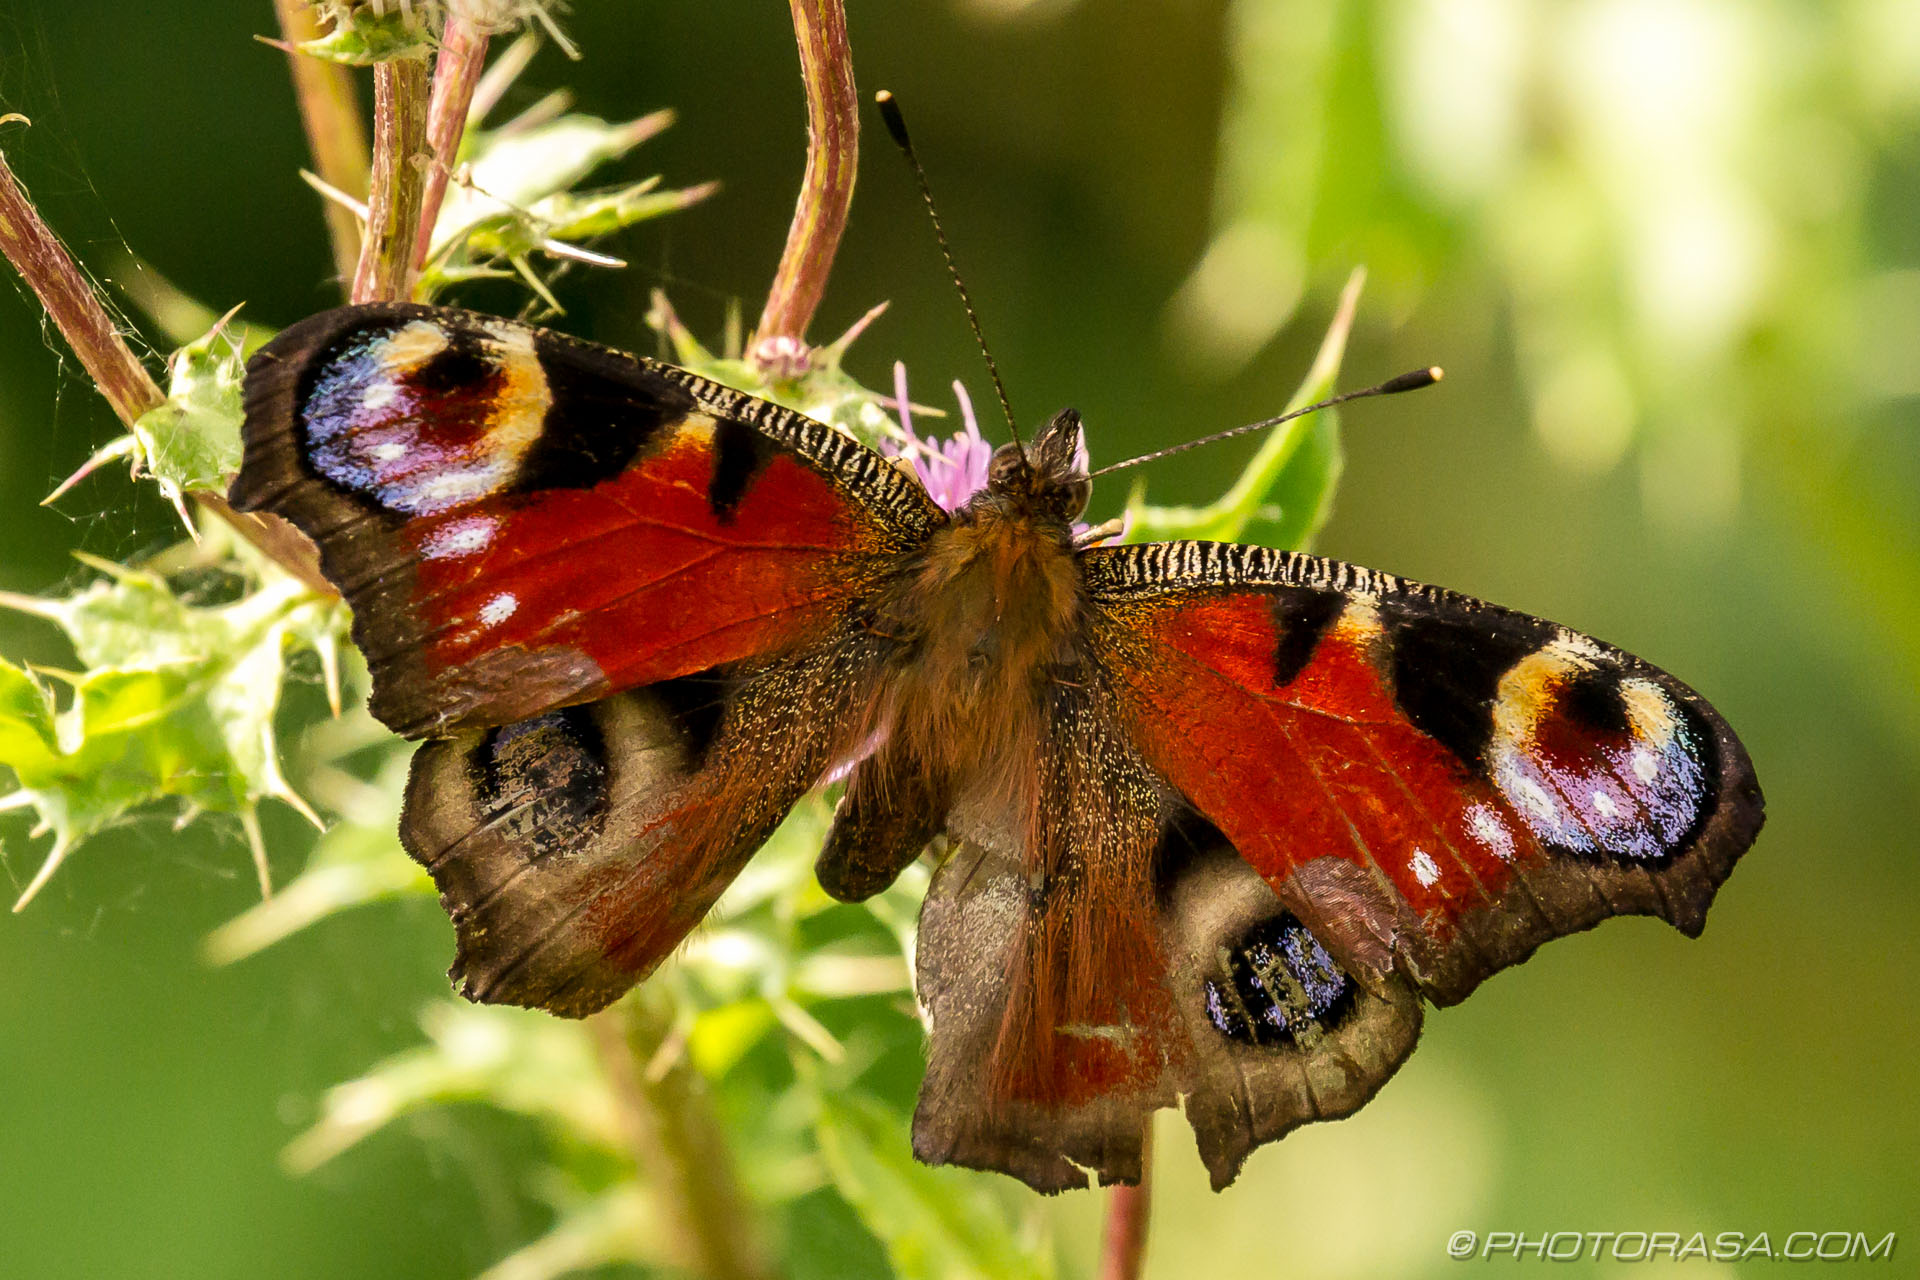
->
<box><xmin>754</xmin><ymin>0</ymin><xmax>859</xmax><ymax>351</ymax></box>
<box><xmin>588</xmin><ymin>999</ymin><xmax>777</xmax><ymax>1280</ymax></box>
<box><xmin>412</xmin><ymin>11</ymin><xmax>490</xmax><ymax>273</ymax></box>
<box><xmin>271</xmin><ymin>0</ymin><xmax>372</xmax><ymax>289</ymax></box>
<box><xmin>0</xmin><ymin>131</ymin><xmax>165</xmax><ymax>425</ymax></box>
<box><xmin>1098</xmin><ymin>1127</ymin><xmax>1154</xmax><ymax>1280</ymax></box>
<box><xmin>351</xmin><ymin>55</ymin><xmax>432</xmax><ymax>304</ymax></box>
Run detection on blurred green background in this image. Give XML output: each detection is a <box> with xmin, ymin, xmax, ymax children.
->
<box><xmin>2</xmin><ymin>1</ymin><xmax>1916</xmax><ymax>1276</ymax></box>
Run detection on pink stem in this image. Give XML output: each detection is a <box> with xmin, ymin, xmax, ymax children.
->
<box><xmin>412</xmin><ymin>13</ymin><xmax>490</xmax><ymax>275</ymax></box>
<box><xmin>1098</xmin><ymin>1127</ymin><xmax>1154</xmax><ymax>1280</ymax></box>
<box><xmin>754</xmin><ymin>0</ymin><xmax>859</xmax><ymax>349</ymax></box>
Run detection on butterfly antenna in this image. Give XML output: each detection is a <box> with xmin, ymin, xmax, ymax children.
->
<box><xmin>875</xmin><ymin>90</ymin><xmax>1020</xmax><ymax>451</ymax></box>
<box><xmin>1089</xmin><ymin>366</ymin><xmax>1445</xmax><ymax>478</ymax></box>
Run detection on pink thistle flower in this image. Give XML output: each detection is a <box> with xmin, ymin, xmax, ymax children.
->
<box><xmin>881</xmin><ymin>362</ymin><xmax>992</xmax><ymax>512</ymax></box>
<box><xmin>876</xmin><ymin>363</ymin><xmax>1124</xmax><ymax>545</ymax></box>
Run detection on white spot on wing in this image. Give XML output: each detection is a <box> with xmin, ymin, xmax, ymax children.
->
<box><xmin>1630</xmin><ymin>747</ymin><xmax>1660</xmax><ymax>783</ymax></box>
<box><xmin>363</xmin><ymin>381</ymin><xmax>399</xmax><ymax>411</ymax></box>
<box><xmin>1514</xmin><ymin>776</ymin><xmax>1556</xmax><ymax>819</ymax></box>
<box><xmin>369</xmin><ymin>440</ymin><xmax>407</xmax><ymax>461</ymax></box>
<box><xmin>421</xmin><ymin>515</ymin><xmax>498</xmax><ymax>560</ymax></box>
<box><xmin>1591</xmin><ymin>791</ymin><xmax>1620</xmax><ymax>819</ymax></box>
<box><xmin>413</xmin><ymin>463</ymin><xmax>512</xmax><ymax>511</ymax></box>
<box><xmin>1411</xmin><ymin>847</ymin><xmax>1441</xmax><ymax>888</ymax></box>
<box><xmin>479</xmin><ymin>593</ymin><xmax>518</xmax><ymax>627</ymax></box>
<box><xmin>1466</xmin><ymin>804</ymin><xmax>1516</xmax><ymax>861</ymax></box>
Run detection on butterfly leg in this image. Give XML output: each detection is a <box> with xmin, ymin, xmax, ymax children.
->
<box><xmin>816</xmin><ymin>747</ymin><xmax>950</xmax><ymax>902</ymax></box>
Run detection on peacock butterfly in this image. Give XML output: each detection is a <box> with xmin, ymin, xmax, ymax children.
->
<box><xmin>231</xmin><ymin>302</ymin><xmax>1763</xmax><ymax>1193</ymax></box>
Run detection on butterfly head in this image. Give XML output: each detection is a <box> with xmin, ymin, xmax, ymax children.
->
<box><xmin>983</xmin><ymin>408</ymin><xmax>1090</xmax><ymax>524</ymax></box>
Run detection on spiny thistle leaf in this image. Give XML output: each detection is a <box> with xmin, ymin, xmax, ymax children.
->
<box><xmin>298</xmin><ymin>6</ymin><xmax>433</xmax><ymax>64</ymax></box>
<box><xmin>203</xmin><ymin>737</ymin><xmax>430</xmax><ymax>965</ymax></box>
<box><xmin>54</xmin><ymin>313</ymin><xmax>251</xmax><ymax>524</ymax></box>
<box><xmin>459</xmin><ymin>178</ymin><xmax>716</xmax><ymax>265</ymax></box>
<box><xmin>420</xmin><ymin>106</ymin><xmax>712</xmax><ymax>304</ymax></box>
<box><xmin>0</xmin><ymin>548</ymin><xmax>343</xmax><ymax>908</ymax></box>
<box><xmin>443</xmin><ymin>110</ymin><xmax>674</xmax><ymax>234</ymax></box>
<box><xmin>0</xmin><ymin>657</ymin><xmax>234</xmax><ymax>907</ymax></box>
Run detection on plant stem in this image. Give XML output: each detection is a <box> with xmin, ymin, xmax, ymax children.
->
<box><xmin>754</xmin><ymin>0</ymin><xmax>859</xmax><ymax>351</ymax></box>
<box><xmin>351</xmin><ymin>55</ymin><xmax>432</xmax><ymax>304</ymax></box>
<box><xmin>271</xmin><ymin>0</ymin><xmax>372</xmax><ymax>290</ymax></box>
<box><xmin>1098</xmin><ymin>1126</ymin><xmax>1154</xmax><ymax>1280</ymax></box>
<box><xmin>0</xmin><ymin>132</ymin><xmax>164</xmax><ymax>426</ymax></box>
<box><xmin>412</xmin><ymin>9</ymin><xmax>490</xmax><ymax>274</ymax></box>
<box><xmin>587</xmin><ymin>998</ymin><xmax>777</xmax><ymax>1280</ymax></box>
<box><xmin>0</xmin><ymin>122</ymin><xmax>332</xmax><ymax>594</ymax></box>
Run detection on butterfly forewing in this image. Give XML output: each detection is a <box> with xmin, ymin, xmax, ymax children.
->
<box><xmin>1081</xmin><ymin>541</ymin><xmax>1763</xmax><ymax>1006</ymax></box>
<box><xmin>233</xmin><ymin>302</ymin><xmax>941</xmax><ymax>738</ymax></box>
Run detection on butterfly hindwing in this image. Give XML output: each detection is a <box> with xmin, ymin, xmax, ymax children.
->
<box><xmin>1157</xmin><ymin>828</ymin><xmax>1423</xmax><ymax>1190</ymax></box>
<box><xmin>233</xmin><ymin>302</ymin><xmax>941</xmax><ymax>738</ymax></box>
<box><xmin>914</xmin><ymin>811</ymin><xmax>1426</xmax><ymax>1193</ymax></box>
<box><xmin>906</xmin><ymin>649</ymin><xmax>1433</xmax><ymax>1194</ymax></box>
<box><xmin>402</xmin><ymin>631</ymin><xmax>894</xmax><ymax>1018</ymax></box>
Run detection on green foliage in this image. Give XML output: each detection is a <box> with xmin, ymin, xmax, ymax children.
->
<box><xmin>0</xmin><ymin>539</ymin><xmax>342</xmax><ymax>908</ymax></box>
<box><xmin>647</xmin><ymin>293</ymin><xmax>904</xmax><ymax>446</ymax></box>
<box><xmin>135</xmin><ymin>318</ymin><xmax>248</xmax><ymax>503</ymax></box>
<box><xmin>48</xmin><ymin>318</ymin><xmax>248</xmax><ymax>530</ymax></box>
<box><xmin>420</xmin><ymin>104</ymin><xmax>713</xmax><ymax>310</ymax></box>
<box><xmin>1128</xmin><ymin>270</ymin><xmax>1362</xmax><ymax>550</ymax></box>
<box><xmin>298</xmin><ymin>6</ymin><xmax>432</xmax><ymax>65</ymax></box>
<box><xmin>812</xmin><ymin>1087</ymin><xmax>1055</xmax><ymax>1280</ymax></box>
<box><xmin>284</xmin><ymin>1000</ymin><xmax>621</xmax><ymax>1174</ymax></box>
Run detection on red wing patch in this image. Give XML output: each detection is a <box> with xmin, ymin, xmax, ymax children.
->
<box><xmin>233</xmin><ymin>303</ymin><xmax>941</xmax><ymax>736</ymax></box>
<box><xmin>1082</xmin><ymin>542</ymin><xmax>1763</xmax><ymax>1004</ymax></box>
<box><xmin>406</xmin><ymin>430</ymin><xmax>869</xmax><ymax>690</ymax></box>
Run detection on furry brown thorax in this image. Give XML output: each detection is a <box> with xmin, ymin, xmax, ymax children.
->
<box><xmin>866</xmin><ymin>408</ymin><xmax>1096</xmax><ymax>815</ymax></box>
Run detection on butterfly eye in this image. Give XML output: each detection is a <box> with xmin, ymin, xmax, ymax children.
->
<box><xmin>1053</xmin><ymin>476</ymin><xmax>1092</xmax><ymax>521</ymax></box>
<box><xmin>467</xmin><ymin>707</ymin><xmax>611</xmax><ymax>859</ymax></box>
<box><xmin>987</xmin><ymin>442</ymin><xmax>1030</xmax><ymax>490</ymax></box>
